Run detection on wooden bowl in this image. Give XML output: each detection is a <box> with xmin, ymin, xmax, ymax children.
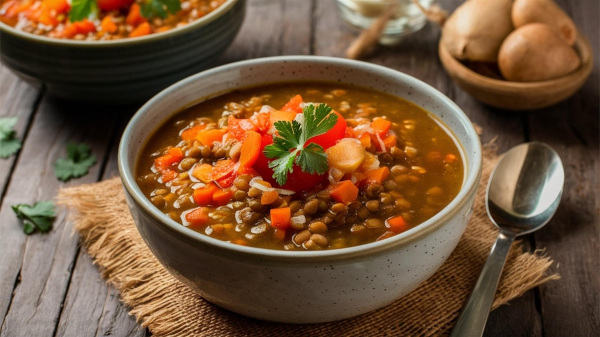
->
<box><xmin>438</xmin><ymin>34</ymin><xmax>593</xmax><ymax>111</ymax></box>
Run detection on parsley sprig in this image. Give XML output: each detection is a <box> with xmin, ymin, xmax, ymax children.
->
<box><xmin>264</xmin><ymin>103</ymin><xmax>338</xmax><ymax>185</ymax></box>
<box><xmin>12</xmin><ymin>201</ymin><xmax>56</xmax><ymax>235</ymax></box>
<box><xmin>69</xmin><ymin>0</ymin><xmax>98</xmax><ymax>22</ymax></box>
<box><xmin>141</xmin><ymin>0</ymin><xmax>181</xmax><ymax>19</ymax></box>
<box><xmin>0</xmin><ymin>117</ymin><xmax>22</xmax><ymax>159</ymax></box>
<box><xmin>54</xmin><ymin>143</ymin><xmax>96</xmax><ymax>182</ymax></box>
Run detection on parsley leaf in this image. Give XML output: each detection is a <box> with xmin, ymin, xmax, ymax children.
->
<box><xmin>264</xmin><ymin>103</ymin><xmax>337</xmax><ymax>185</ymax></box>
<box><xmin>141</xmin><ymin>0</ymin><xmax>181</xmax><ymax>19</ymax></box>
<box><xmin>54</xmin><ymin>143</ymin><xmax>96</xmax><ymax>182</ymax></box>
<box><xmin>0</xmin><ymin>117</ymin><xmax>22</xmax><ymax>159</ymax></box>
<box><xmin>12</xmin><ymin>201</ymin><xmax>56</xmax><ymax>235</ymax></box>
<box><xmin>69</xmin><ymin>0</ymin><xmax>99</xmax><ymax>22</ymax></box>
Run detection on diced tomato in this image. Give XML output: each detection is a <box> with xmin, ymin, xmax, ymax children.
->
<box><xmin>210</xmin><ymin>159</ymin><xmax>235</xmax><ymax>182</ymax></box>
<box><xmin>308</xmin><ymin>111</ymin><xmax>346</xmax><ymax>150</ymax></box>
<box><xmin>215</xmin><ymin>173</ymin><xmax>235</xmax><ymax>188</ymax></box>
<box><xmin>97</xmin><ymin>0</ymin><xmax>134</xmax><ymax>11</ymax></box>
<box><xmin>250</xmin><ymin>111</ymin><xmax>270</xmax><ymax>133</ymax></box>
<box><xmin>253</xmin><ymin>134</ymin><xmax>328</xmax><ymax>192</ymax></box>
<box><xmin>280</xmin><ymin>94</ymin><xmax>304</xmax><ymax>113</ymax></box>
<box><xmin>73</xmin><ymin>19</ymin><xmax>96</xmax><ymax>35</ymax></box>
<box><xmin>227</xmin><ymin>116</ymin><xmax>257</xmax><ymax>141</ymax></box>
<box><xmin>161</xmin><ymin>169</ymin><xmax>178</xmax><ymax>183</ymax></box>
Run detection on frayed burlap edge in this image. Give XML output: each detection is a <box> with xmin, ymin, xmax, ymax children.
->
<box><xmin>56</xmin><ymin>143</ymin><xmax>559</xmax><ymax>337</ymax></box>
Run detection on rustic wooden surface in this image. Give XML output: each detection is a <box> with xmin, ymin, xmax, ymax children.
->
<box><xmin>0</xmin><ymin>0</ymin><xmax>597</xmax><ymax>336</ymax></box>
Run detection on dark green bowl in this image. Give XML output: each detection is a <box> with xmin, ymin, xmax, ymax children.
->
<box><xmin>0</xmin><ymin>0</ymin><xmax>245</xmax><ymax>104</ymax></box>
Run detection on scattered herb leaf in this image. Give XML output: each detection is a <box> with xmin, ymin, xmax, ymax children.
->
<box><xmin>12</xmin><ymin>201</ymin><xmax>56</xmax><ymax>235</ymax></box>
<box><xmin>141</xmin><ymin>0</ymin><xmax>181</xmax><ymax>19</ymax></box>
<box><xmin>54</xmin><ymin>143</ymin><xmax>96</xmax><ymax>182</ymax></box>
<box><xmin>0</xmin><ymin>117</ymin><xmax>22</xmax><ymax>159</ymax></box>
<box><xmin>264</xmin><ymin>103</ymin><xmax>337</xmax><ymax>185</ymax></box>
<box><xmin>69</xmin><ymin>0</ymin><xmax>99</xmax><ymax>22</ymax></box>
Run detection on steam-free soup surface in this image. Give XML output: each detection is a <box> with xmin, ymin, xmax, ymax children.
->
<box><xmin>137</xmin><ymin>83</ymin><xmax>464</xmax><ymax>250</ymax></box>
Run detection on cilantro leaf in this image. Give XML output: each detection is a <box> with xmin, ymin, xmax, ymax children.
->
<box><xmin>54</xmin><ymin>143</ymin><xmax>96</xmax><ymax>182</ymax></box>
<box><xmin>12</xmin><ymin>201</ymin><xmax>56</xmax><ymax>235</ymax></box>
<box><xmin>69</xmin><ymin>0</ymin><xmax>98</xmax><ymax>22</ymax></box>
<box><xmin>0</xmin><ymin>117</ymin><xmax>22</xmax><ymax>158</ymax></box>
<box><xmin>264</xmin><ymin>103</ymin><xmax>338</xmax><ymax>185</ymax></box>
<box><xmin>141</xmin><ymin>0</ymin><xmax>181</xmax><ymax>20</ymax></box>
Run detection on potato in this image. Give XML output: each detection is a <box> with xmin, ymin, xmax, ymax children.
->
<box><xmin>498</xmin><ymin>23</ymin><xmax>580</xmax><ymax>82</ymax></box>
<box><xmin>326</xmin><ymin>138</ymin><xmax>365</xmax><ymax>173</ymax></box>
<box><xmin>441</xmin><ymin>0</ymin><xmax>513</xmax><ymax>62</ymax></box>
<box><xmin>512</xmin><ymin>0</ymin><xmax>577</xmax><ymax>45</ymax></box>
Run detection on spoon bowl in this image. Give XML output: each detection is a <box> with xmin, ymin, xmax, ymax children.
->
<box><xmin>451</xmin><ymin>142</ymin><xmax>564</xmax><ymax>337</ymax></box>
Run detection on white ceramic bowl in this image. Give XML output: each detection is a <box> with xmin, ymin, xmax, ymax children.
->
<box><xmin>118</xmin><ymin>56</ymin><xmax>482</xmax><ymax>323</ymax></box>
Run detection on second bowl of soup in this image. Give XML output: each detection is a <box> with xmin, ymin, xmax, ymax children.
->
<box><xmin>119</xmin><ymin>56</ymin><xmax>482</xmax><ymax>323</ymax></box>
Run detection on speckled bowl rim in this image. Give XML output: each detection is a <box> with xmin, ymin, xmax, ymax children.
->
<box><xmin>0</xmin><ymin>0</ymin><xmax>238</xmax><ymax>47</ymax></box>
<box><xmin>118</xmin><ymin>56</ymin><xmax>482</xmax><ymax>264</ymax></box>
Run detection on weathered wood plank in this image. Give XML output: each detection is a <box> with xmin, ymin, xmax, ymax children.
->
<box><xmin>220</xmin><ymin>0</ymin><xmax>312</xmax><ymax>64</ymax></box>
<box><xmin>0</xmin><ymin>66</ymin><xmax>40</xmax><ymax>197</ymax></box>
<box><xmin>0</xmin><ymin>98</ymin><xmax>119</xmax><ymax>336</ymax></box>
<box><xmin>55</xmin><ymin>113</ymin><xmax>145</xmax><ymax>337</ymax></box>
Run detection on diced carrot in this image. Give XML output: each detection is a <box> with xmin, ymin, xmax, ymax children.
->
<box><xmin>161</xmin><ymin>169</ymin><xmax>178</xmax><ymax>182</ymax></box>
<box><xmin>185</xmin><ymin>207</ymin><xmax>210</xmax><ymax>228</ymax></box>
<box><xmin>387</xmin><ymin>216</ymin><xmax>409</xmax><ymax>234</ymax></box>
<box><xmin>210</xmin><ymin>159</ymin><xmax>235</xmax><ymax>181</ymax></box>
<box><xmin>273</xmin><ymin>228</ymin><xmax>286</xmax><ymax>241</ymax></box>
<box><xmin>376</xmin><ymin>230</ymin><xmax>396</xmax><ymax>241</ymax></box>
<box><xmin>237</xmin><ymin>166</ymin><xmax>259</xmax><ymax>176</ymax></box>
<box><xmin>444</xmin><ymin>153</ymin><xmax>458</xmax><ymax>164</ymax></box>
<box><xmin>59</xmin><ymin>24</ymin><xmax>78</xmax><ymax>38</ymax></box>
<box><xmin>330</xmin><ymin>180</ymin><xmax>359</xmax><ymax>204</ymax></box>
<box><xmin>1</xmin><ymin>1</ymin><xmax>20</xmax><ymax>18</ymax></box>
<box><xmin>270</xmin><ymin>207</ymin><xmax>291</xmax><ymax>230</ymax></box>
<box><xmin>210</xmin><ymin>224</ymin><xmax>225</xmax><ymax>234</ymax></box>
<box><xmin>191</xmin><ymin>163</ymin><xmax>213</xmax><ymax>183</ymax></box>
<box><xmin>193</xmin><ymin>182</ymin><xmax>219</xmax><ymax>206</ymax></box>
<box><xmin>238</xmin><ymin>131</ymin><xmax>261</xmax><ymax>169</ymax></box>
<box><xmin>196</xmin><ymin>129</ymin><xmax>226</xmax><ymax>146</ymax></box>
<box><xmin>101</xmin><ymin>15</ymin><xmax>118</xmax><ymax>33</ymax></box>
<box><xmin>280</xmin><ymin>94</ymin><xmax>303</xmax><ymax>113</ymax></box>
<box><xmin>227</xmin><ymin>116</ymin><xmax>257</xmax><ymax>141</ymax></box>
<box><xmin>154</xmin><ymin>147</ymin><xmax>184</xmax><ymax>171</ymax></box>
<box><xmin>382</xmin><ymin>134</ymin><xmax>397</xmax><ymax>149</ymax></box>
<box><xmin>125</xmin><ymin>3</ymin><xmax>146</xmax><ymax>26</ymax></box>
<box><xmin>371</xmin><ymin>118</ymin><xmax>391</xmax><ymax>137</ymax></box>
<box><xmin>261</xmin><ymin>190</ymin><xmax>279</xmax><ymax>205</ymax></box>
<box><xmin>359</xmin><ymin>133</ymin><xmax>371</xmax><ymax>149</ymax></box>
<box><xmin>212</xmin><ymin>188</ymin><xmax>234</xmax><ymax>206</ymax></box>
<box><xmin>180</xmin><ymin>124</ymin><xmax>205</xmax><ymax>141</ymax></box>
<box><xmin>130</xmin><ymin>21</ymin><xmax>151</xmax><ymax>37</ymax></box>
<box><xmin>155</xmin><ymin>25</ymin><xmax>172</xmax><ymax>33</ymax></box>
<box><xmin>362</xmin><ymin>167</ymin><xmax>390</xmax><ymax>186</ymax></box>
<box><xmin>345</xmin><ymin>126</ymin><xmax>357</xmax><ymax>138</ymax></box>
<box><xmin>269</xmin><ymin>109</ymin><xmax>297</xmax><ymax>129</ymax></box>
<box><xmin>37</xmin><ymin>9</ymin><xmax>58</xmax><ymax>26</ymax></box>
<box><xmin>42</xmin><ymin>0</ymin><xmax>69</xmax><ymax>13</ymax></box>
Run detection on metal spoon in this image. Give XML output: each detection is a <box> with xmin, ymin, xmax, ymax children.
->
<box><xmin>450</xmin><ymin>142</ymin><xmax>564</xmax><ymax>337</ymax></box>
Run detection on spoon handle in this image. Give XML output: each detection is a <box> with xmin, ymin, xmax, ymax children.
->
<box><xmin>450</xmin><ymin>231</ymin><xmax>516</xmax><ymax>337</ymax></box>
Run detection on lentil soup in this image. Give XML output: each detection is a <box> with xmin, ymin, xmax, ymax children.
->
<box><xmin>136</xmin><ymin>83</ymin><xmax>464</xmax><ymax>250</ymax></box>
<box><xmin>0</xmin><ymin>0</ymin><xmax>226</xmax><ymax>40</ymax></box>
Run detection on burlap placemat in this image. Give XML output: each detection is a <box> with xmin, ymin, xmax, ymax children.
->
<box><xmin>57</xmin><ymin>144</ymin><xmax>558</xmax><ymax>337</ymax></box>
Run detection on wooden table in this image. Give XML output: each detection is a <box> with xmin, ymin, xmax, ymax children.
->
<box><xmin>0</xmin><ymin>0</ymin><xmax>597</xmax><ymax>336</ymax></box>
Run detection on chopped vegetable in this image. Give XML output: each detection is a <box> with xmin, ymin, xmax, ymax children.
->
<box><xmin>238</xmin><ymin>131</ymin><xmax>261</xmax><ymax>169</ymax></box>
<box><xmin>192</xmin><ymin>163</ymin><xmax>213</xmax><ymax>183</ymax></box>
<box><xmin>185</xmin><ymin>207</ymin><xmax>210</xmax><ymax>228</ymax></box>
<box><xmin>130</xmin><ymin>21</ymin><xmax>151</xmax><ymax>37</ymax></box>
<box><xmin>97</xmin><ymin>0</ymin><xmax>132</xmax><ymax>11</ymax></box>
<box><xmin>180</xmin><ymin>124</ymin><xmax>206</xmax><ymax>141</ymax></box>
<box><xmin>264</xmin><ymin>103</ymin><xmax>338</xmax><ymax>185</ymax></box>
<box><xmin>371</xmin><ymin>118</ymin><xmax>391</xmax><ymax>137</ymax></box>
<box><xmin>125</xmin><ymin>2</ymin><xmax>145</xmax><ymax>25</ymax></box>
<box><xmin>154</xmin><ymin>147</ymin><xmax>183</xmax><ymax>171</ymax></box>
<box><xmin>212</xmin><ymin>188</ymin><xmax>234</xmax><ymax>206</ymax></box>
<box><xmin>362</xmin><ymin>167</ymin><xmax>390</xmax><ymax>186</ymax></box>
<box><xmin>210</xmin><ymin>159</ymin><xmax>235</xmax><ymax>182</ymax></box>
<box><xmin>280</xmin><ymin>94</ymin><xmax>304</xmax><ymax>113</ymax></box>
<box><xmin>270</xmin><ymin>207</ymin><xmax>291</xmax><ymax>230</ymax></box>
<box><xmin>12</xmin><ymin>201</ymin><xmax>56</xmax><ymax>234</ymax></box>
<box><xmin>330</xmin><ymin>180</ymin><xmax>359</xmax><ymax>204</ymax></box>
<box><xmin>269</xmin><ymin>109</ymin><xmax>297</xmax><ymax>129</ymax></box>
<box><xmin>196</xmin><ymin>129</ymin><xmax>226</xmax><ymax>146</ymax></box>
<box><xmin>192</xmin><ymin>182</ymin><xmax>219</xmax><ymax>206</ymax></box>
<box><xmin>387</xmin><ymin>216</ymin><xmax>408</xmax><ymax>233</ymax></box>
<box><xmin>54</xmin><ymin>142</ymin><xmax>96</xmax><ymax>182</ymax></box>
<box><xmin>326</xmin><ymin>138</ymin><xmax>365</xmax><ymax>173</ymax></box>
<box><xmin>227</xmin><ymin>116</ymin><xmax>257</xmax><ymax>141</ymax></box>
<box><xmin>0</xmin><ymin>117</ymin><xmax>22</xmax><ymax>159</ymax></box>
<box><xmin>100</xmin><ymin>15</ymin><xmax>117</xmax><ymax>33</ymax></box>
